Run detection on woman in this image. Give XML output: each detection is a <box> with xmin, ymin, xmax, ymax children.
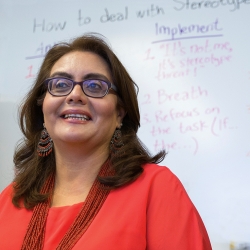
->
<box><xmin>0</xmin><ymin>34</ymin><xmax>212</xmax><ymax>249</ymax></box>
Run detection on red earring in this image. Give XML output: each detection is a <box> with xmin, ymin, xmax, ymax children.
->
<box><xmin>37</xmin><ymin>124</ymin><xmax>53</xmax><ymax>157</ymax></box>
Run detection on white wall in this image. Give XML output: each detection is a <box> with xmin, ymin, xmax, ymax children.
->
<box><xmin>0</xmin><ymin>1</ymin><xmax>250</xmax><ymax>249</ymax></box>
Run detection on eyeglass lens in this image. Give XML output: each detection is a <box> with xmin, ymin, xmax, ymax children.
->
<box><xmin>48</xmin><ymin>78</ymin><xmax>110</xmax><ymax>98</ymax></box>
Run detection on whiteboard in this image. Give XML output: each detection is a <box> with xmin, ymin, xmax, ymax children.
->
<box><xmin>0</xmin><ymin>1</ymin><xmax>249</xmax><ymax>249</ymax></box>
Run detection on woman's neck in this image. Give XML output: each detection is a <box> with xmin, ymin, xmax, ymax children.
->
<box><xmin>51</xmin><ymin>145</ymin><xmax>109</xmax><ymax>207</ymax></box>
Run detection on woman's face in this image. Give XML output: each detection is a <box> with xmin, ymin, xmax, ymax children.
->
<box><xmin>42</xmin><ymin>51</ymin><xmax>124</xmax><ymax>152</ymax></box>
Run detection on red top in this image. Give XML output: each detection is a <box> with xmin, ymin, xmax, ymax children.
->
<box><xmin>0</xmin><ymin>164</ymin><xmax>212</xmax><ymax>249</ymax></box>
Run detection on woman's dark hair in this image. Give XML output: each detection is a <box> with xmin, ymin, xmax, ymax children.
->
<box><xmin>12</xmin><ymin>33</ymin><xmax>166</xmax><ymax>209</ymax></box>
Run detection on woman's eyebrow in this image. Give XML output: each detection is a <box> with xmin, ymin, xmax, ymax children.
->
<box><xmin>49</xmin><ymin>72</ymin><xmax>111</xmax><ymax>83</ymax></box>
<box><xmin>83</xmin><ymin>73</ymin><xmax>111</xmax><ymax>83</ymax></box>
<box><xmin>50</xmin><ymin>71</ymin><xmax>73</xmax><ymax>78</ymax></box>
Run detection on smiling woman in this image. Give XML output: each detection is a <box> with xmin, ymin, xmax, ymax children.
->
<box><xmin>0</xmin><ymin>33</ymin><xmax>212</xmax><ymax>250</ymax></box>
<box><xmin>42</xmin><ymin>51</ymin><xmax>121</xmax><ymax>154</ymax></box>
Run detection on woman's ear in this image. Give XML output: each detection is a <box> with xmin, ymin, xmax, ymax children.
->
<box><xmin>117</xmin><ymin>107</ymin><xmax>127</xmax><ymax>128</ymax></box>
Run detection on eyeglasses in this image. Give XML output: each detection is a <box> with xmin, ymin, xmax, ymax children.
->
<box><xmin>44</xmin><ymin>77</ymin><xmax>117</xmax><ymax>98</ymax></box>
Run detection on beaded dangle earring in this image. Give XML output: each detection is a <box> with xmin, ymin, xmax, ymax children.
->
<box><xmin>110</xmin><ymin>123</ymin><xmax>124</xmax><ymax>156</ymax></box>
<box><xmin>37</xmin><ymin>123</ymin><xmax>53</xmax><ymax>157</ymax></box>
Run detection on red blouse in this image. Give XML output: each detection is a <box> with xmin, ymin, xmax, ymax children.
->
<box><xmin>0</xmin><ymin>164</ymin><xmax>212</xmax><ymax>249</ymax></box>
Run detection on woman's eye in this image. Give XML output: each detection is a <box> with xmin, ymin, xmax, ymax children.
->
<box><xmin>55</xmin><ymin>81</ymin><xmax>70</xmax><ymax>88</ymax></box>
<box><xmin>86</xmin><ymin>81</ymin><xmax>103</xmax><ymax>91</ymax></box>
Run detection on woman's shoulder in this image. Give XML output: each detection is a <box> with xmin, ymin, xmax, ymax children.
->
<box><xmin>0</xmin><ymin>183</ymin><xmax>14</xmax><ymax>199</ymax></box>
<box><xmin>141</xmin><ymin>164</ymin><xmax>212</xmax><ymax>249</ymax></box>
<box><xmin>0</xmin><ymin>184</ymin><xmax>14</xmax><ymax>208</ymax></box>
<box><xmin>140</xmin><ymin>163</ymin><xmax>190</xmax><ymax>200</ymax></box>
<box><xmin>142</xmin><ymin>163</ymin><xmax>171</xmax><ymax>174</ymax></box>
<box><xmin>141</xmin><ymin>163</ymin><xmax>181</xmax><ymax>184</ymax></box>
<box><xmin>120</xmin><ymin>163</ymin><xmax>186</xmax><ymax>199</ymax></box>
<box><xmin>0</xmin><ymin>184</ymin><xmax>15</xmax><ymax>214</ymax></box>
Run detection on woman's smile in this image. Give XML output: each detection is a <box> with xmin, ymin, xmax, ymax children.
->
<box><xmin>60</xmin><ymin>109</ymin><xmax>92</xmax><ymax>123</ymax></box>
<box><xmin>42</xmin><ymin>51</ymin><xmax>124</xmax><ymax>148</ymax></box>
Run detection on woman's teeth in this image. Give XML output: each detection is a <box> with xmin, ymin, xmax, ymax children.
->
<box><xmin>63</xmin><ymin>114</ymin><xmax>90</xmax><ymax>121</ymax></box>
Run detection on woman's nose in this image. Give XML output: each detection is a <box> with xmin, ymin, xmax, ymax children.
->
<box><xmin>65</xmin><ymin>84</ymin><xmax>87</xmax><ymax>104</ymax></box>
